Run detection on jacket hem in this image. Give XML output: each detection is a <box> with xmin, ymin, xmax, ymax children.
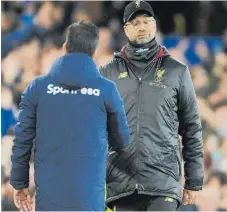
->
<box><xmin>106</xmin><ymin>190</ymin><xmax>181</xmax><ymax>204</ymax></box>
<box><xmin>106</xmin><ymin>190</ymin><xmax>135</xmax><ymax>204</ymax></box>
<box><xmin>138</xmin><ymin>190</ymin><xmax>182</xmax><ymax>203</ymax></box>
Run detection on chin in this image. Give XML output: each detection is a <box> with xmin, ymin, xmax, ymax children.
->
<box><xmin>136</xmin><ymin>37</ymin><xmax>153</xmax><ymax>44</ymax></box>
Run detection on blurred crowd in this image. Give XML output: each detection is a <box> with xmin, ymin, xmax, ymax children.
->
<box><xmin>1</xmin><ymin>1</ymin><xmax>227</xmax><ymax>211</ymax></box>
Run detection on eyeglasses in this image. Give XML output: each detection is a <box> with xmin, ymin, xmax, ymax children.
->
<box><xmin>125</xmin><ymin>17</ymin><xmax>155</xmax><ymax>28</ymax></box>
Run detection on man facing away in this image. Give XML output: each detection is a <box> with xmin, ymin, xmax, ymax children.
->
<box><xmin>101</xmin><ymin>1</ymin><xmax>204</xmax><ymax>211</ymax></box>
<box><xmin>10</xmin><ymin>20</ymin><xmax>130</xmax><ymax>211</ymax></box>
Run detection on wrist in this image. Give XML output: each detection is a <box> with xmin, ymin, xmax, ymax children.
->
<box><xmin>184</xmin><ymin>178</ymin><xmax>203</xmax><ymax>191</ymax></box>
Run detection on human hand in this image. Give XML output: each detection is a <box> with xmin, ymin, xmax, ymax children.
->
<box><xmin>183</xmin><ymin>189</ymin><xmax>199</xmax><ymax>205</ymax></box>
<box><xmin>14</xmin><ymin>188</ymin><xmax>33</xmax><ymax>211</ymax></box>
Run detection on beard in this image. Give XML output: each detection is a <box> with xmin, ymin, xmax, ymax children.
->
<box><xmin>135</xmin><ymin>34</ymin><xmax>154</xmax><ymax>44</ymax></box>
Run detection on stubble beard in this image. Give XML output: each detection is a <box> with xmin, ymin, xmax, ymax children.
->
<box><xmin>135</xmin><ymin>35</ymin><xmax>154</xmax><ymax>44</ymax></box>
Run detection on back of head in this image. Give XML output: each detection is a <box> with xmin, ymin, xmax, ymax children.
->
<box><xmin>48</xmin><ymin>20</ymin><xmax>100</xmax><ymax>89</ymax></box>
<box><xmin>65</xmin><ymin>20</ymin><xmax>99</xmax><ymax>57</ymax></box>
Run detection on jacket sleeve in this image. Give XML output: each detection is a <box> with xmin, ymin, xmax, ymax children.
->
<box><xmin>178</xmin><ymin>67</ymin><xmax>204</xmax><ymax>191</ymax></box>
<box><xmin>10</xmin><ymin>80</ymin><xmax>38</xmax><ymax>190</ymax></box>
<box><xmin>104</xmin><ymin>81</ymin><xmax>130</xmax><ymax>151</ymax></box>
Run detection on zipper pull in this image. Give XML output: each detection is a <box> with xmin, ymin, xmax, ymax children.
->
<box><xmin>135</xmin><ymin>184</ymin><xmax>138</xmax><ymax>189</ymax></box>
<box><xmin>138</xmin><ymin>77</ymin><xmax>142</xmax><ymax>82</ymax></box>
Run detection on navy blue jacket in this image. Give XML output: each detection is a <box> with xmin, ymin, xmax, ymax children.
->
<box><xmin>10</xmin><ymin>53</ymin><xmax>130</xmax><ymax>211</ymax></box>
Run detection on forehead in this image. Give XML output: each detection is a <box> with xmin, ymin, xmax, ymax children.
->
<box><xmin>131</xmin><ymin>14</ymin><xmax>152</xmax><ymax>21</ymax></box>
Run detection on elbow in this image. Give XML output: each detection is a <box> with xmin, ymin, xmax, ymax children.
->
<box><xmin>116</xmin><ymin>128</ymin><xmax>130</xmax><ymax>150</ymax></box>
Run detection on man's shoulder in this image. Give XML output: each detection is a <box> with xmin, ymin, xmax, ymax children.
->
<box><xmin>99</xmin><ymin>75</ymin><xmax>116</xmax><ymax>89</ymax></box>
<box><xmin>26</xmin><ymin>75</ymin><xmax>49</xmax><ymax>94</ymax></box>
<box><xmin>34</xmin><ymin>74</ymin><xmax>48</xmax><ymax>83</ymax></box>
<box><xmin>164</xmin><ymin>56</ymin><xmax>188</xmax><ymax>72</ymax></box>
<box><xmin>163</xmin><ymin>56</ymin><xmax>190</xmax><ymax>84</ymax></box>
<box><xmin>31</xmin><ymin>75</ymin><xmax>48</xmax><ymax>87</ymax></box>
<box><xmin>100</xmin><ymin>57</ymin><xmax>122</xmax><ymax>76</ymax></box>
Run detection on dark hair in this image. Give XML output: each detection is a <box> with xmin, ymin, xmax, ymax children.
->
<box><xmin>65</xmin><ymin>20</ymin><xmax>99</xmax><ymax>57</ymax></box>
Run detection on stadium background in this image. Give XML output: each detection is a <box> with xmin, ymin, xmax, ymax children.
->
<box><xmin>1</xmin><ymin>1</ymin><xmax>227</xmax><ymax>211</ymax></box>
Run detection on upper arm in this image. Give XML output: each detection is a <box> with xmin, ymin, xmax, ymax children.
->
<box><xmin>15</xmin><ymin>79</ymin><xmax>39</xmax><ymax>140</ymax></box>
<box><xmin>103</xmin><ymin>80</ymin><xmax>130</xmax><ymax>150</ymax></box>
<box><xmin>178</xmin><ymin>67</ymin><xmax>201</xmax><ymax>135</ymax></box>
<box><xmin>10</xmin><ymin>79</ymin><xmax>39</xmax><ymax>189</ymax></box>
<box><xmin>104</xmin><ymin>80</ymin><xmax>124</xmax><ymax>114</ymax></box>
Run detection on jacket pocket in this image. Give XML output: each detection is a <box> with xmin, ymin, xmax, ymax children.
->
<box><xmin>106</xmin><ymin>151</ymin><xmax>118</xmax><ymax>181</ymax></box>
<box><xmin>159</xmin><ymin>147</ymin><xmax>180</xmax><ymax>181</ymax></box>
<box><xmin>161</xmin><ymin>99</ymin><xmax>179</xmax><ymax>134</ymax></box>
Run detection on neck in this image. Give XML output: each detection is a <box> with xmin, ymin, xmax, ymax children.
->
<box><xmin>124</xmin><ymin>37</ymin><xmax>160</xmax><ymax>71</ymax></box>
<box><xmin>128</xmin><ymin>37</ymin><xmax>156</xmax><ymax>48</ymax></box>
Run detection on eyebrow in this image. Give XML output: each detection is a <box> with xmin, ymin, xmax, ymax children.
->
<box><xmin>140</xmin><ymin>14</ymin><xmax>151</xmax><ymax>18</ymax></box>
<box><xmin>134</xmin><ymin>15</ymin><xmax>154</xmax><ymax>20</ymax></box>
<box><xmin>131</xmin><ymin>17</ymin><xmax>154</xmax><ymax>22</ymax></box>
<box><xmin>124</xmin><ymin>16</ymin><xmax>154</xmax><ymax>26</ymax></box>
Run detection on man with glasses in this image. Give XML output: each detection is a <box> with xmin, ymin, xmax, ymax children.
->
<box><xmin>101</xmin><ymin>1</ymin><xmax>204</xmax><ymax>211</ymax></box>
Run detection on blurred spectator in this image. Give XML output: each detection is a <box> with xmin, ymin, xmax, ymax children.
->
<box><xmin>191</xmin><ymin>66</ymin><xmax>211</xmax><ymax>98</ymax></box>
<box><xmin>219</xmin><ymin>184</ymin><xmax>227</xmax><ymax>211</ymax></box>
<box><xmin>72</xmin><ymin>8</ymin><xmax>91</xmax><ymax>22</ymax></box>
<box><xmin>1</xmin><ymin>86</ymin><xmax>16</xmax><ymax>137</ymax></box>
<box><xmin>168</xmin><ymin>39</ymin><xmax>188</xmax><ymax>64</ymax></box>
<box><xmin>1</xmin><ymin>130</ymin><xmax>35</xmax><ymax>211</ymax></box>
<box><xmin>216</xmin><ymin>138</ymin><xmax>227</xmax><ymax>174</ymax></box>
<box><xmin>75</xmin><ymin>1</ymin><xmax>103</xmax><ymax>25</ymax></box>
<box><xmin>195</xmin><ymin>171</ymin><xmax>227</xmax><ymax>211</ymax></box>
<box><xmin>1</xmin><ymin>131</ymin><xmax>14</xmax><ymax>176</ymax></box>
<box><xmin>1</xmin><ymin>130</ymin><xmax>17</xmax><ymax>211</ymax></box>
<box><xmin>40</xmin><ymin>42</ymin><xmax>63</xmax><ymax>75</ymax></box>
<box><xmin>94</xmin><ymin>27</ymin><xmax>115</xmax><ymax>67</ymax></box>
<box><xmin>195</xmin><ymin>39</ymin><xmax>214</xmax><ymax>74</ymax></box>
<box><xmin>1</xmin><ymin>11</ymin><xmax>18</xmax><ymax>34</ymax></box>
<box><xmin>209</xmin><ymin>70</ymin><xmax>227</xmax><ymax>110</ymax></box>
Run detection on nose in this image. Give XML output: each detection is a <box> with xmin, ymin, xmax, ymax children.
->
<box><xmin>138</xmin><ymin>22</ymin><xmax>146</xmax><ymax>31</ymax></box>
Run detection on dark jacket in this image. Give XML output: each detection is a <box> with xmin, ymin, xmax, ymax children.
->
<box><xmin>10</xmin><ymin>53</ymin><xmax>130</xmax><ymax>211</ymax></box>
<box><xmin>100</xmin><ymin>46</ymin><xmax>204</xmax><ymax>204</ymax></box>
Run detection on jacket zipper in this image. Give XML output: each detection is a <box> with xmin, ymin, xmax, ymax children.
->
<box><xmin>136</xmin><ymin>77</ymin><xmax>142</xmax><ymax>190</ymax></box>
<box><xmin>136</xmin><ymin>77</ymin><xmax>142</xmax><ymax>137</ymax></box>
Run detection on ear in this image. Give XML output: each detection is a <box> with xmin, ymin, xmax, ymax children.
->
<box><xmin>153</xmin><ymin>20</ymin><xmax>157</xmax><ymax>34</ymax></box>
<box><xmin>91</xmin><ymin>49</ymin><xmax>98</xmax><ymax>60</ymax></box>
<box><xmin>124</xmin><ymin>25</ymin><xmax>129</xmax><ymax>39</ymax></box>
<box><xmin>63</xmin><ymin>42</ymin><xmax>67</xmax><ymax>55</ymax></box>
